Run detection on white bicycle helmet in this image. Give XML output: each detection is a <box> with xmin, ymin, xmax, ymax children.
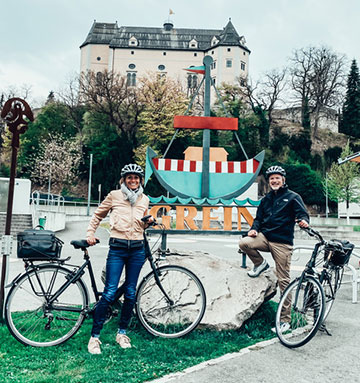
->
<box><xmin>265</xmin><ymin>165</ymin><xmax>286</xmax><ymax>179</ymax></box>
<box><xmin>121</xmin><ymin>163</ymin><xmax>144</xmax><ymax>179</ymax></box>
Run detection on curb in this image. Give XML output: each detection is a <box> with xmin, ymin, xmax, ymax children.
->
<box><xmin>146</xmin><ymin>337</ymin><xmax>279</xmax><ymax>383</ymax></box>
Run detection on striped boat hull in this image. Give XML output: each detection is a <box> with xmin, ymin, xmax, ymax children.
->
<box><xmin>145</xmin><ymin>147</ymin><xmax>265</xmax><ymax>199</ymax></box>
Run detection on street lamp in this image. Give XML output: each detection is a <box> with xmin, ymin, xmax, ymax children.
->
<box><xmin>87</xmin><ymin>153</ymin><xmax>93</xmax><ymax>216</ymax></box>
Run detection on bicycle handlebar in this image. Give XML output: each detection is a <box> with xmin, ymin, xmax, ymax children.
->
<box><xmin>300</xmin><ymin>226</ymin><xmax>324</xmax><ymax>243</ymax></box>
<box><xmin>141</xmin><ymin>215</ymin><xmax>159</xmax><ymax>227</ymax></box>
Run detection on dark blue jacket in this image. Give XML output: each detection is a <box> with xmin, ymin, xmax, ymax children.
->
<box><xmin>251</xmin><ymin>186</ymin><xmax>309</xmax><ymax>245</ymax></box>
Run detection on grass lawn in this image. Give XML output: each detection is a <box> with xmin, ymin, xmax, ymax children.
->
<box><xmin>0</xmin><ymin>301</ymin><xmax>277</xmax><ymax>383</ymax></box>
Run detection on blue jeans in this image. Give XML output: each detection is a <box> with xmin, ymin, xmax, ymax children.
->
<box><xmin>91</xmin><ymin>245</ymin><xmax>145</xmax><ymax>337</ymax></box>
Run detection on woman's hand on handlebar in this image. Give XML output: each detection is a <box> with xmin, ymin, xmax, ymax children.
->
<box><xmin>87</xmin><ymin>235</ymin><xmax>99</xmax><ymax>246</ymax></box>
<box><xmin>141</xmin><ymin>214</ymin><xmax>156</xmax><ymax>227</ymax></box>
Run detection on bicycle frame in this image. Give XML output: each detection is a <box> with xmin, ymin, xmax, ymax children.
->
<box><xmin>13</xmin><ymin>248</ymin><xmax>102</xmax><ymax>316</ymax></box>
<box><xmin>10</xmin><ymin>224</ymin><xmax>173</xmax><ymax>319</ymax></box>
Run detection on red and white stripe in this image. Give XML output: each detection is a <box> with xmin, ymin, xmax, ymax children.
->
<box><xmin>152</xmin><ymin>158</ymin><xmax>259</xmax><ymax>174</ymax></box>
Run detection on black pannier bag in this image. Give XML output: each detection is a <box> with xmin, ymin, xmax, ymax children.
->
<box><xmin>17</xmin><ymin>228</ymin><xmax>64</xmax><ymax>260</ymax></box>
<box><xmin>326</xmin><ymin>239</ymin><xmax>354</xmax><ymax>267</ymax></box>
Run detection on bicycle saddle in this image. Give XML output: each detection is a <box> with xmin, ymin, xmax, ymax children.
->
<box><xmin>70</xmin><ymin>239</ymin><xmax>99</xmax><ymax>249</ymax></box>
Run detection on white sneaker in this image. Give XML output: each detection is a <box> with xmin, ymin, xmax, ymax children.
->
<box><xmin>272</xmin><ymin>322</ymin><xmax>291</xmax><ymax>333</ymax></box>
<box><xmin>247</xmin><ymin>260</ymin><xmax>269</xmax><ymax>278</ymax></box>
<box><xmin>88</xmin><ymin>337</ymin><xmax>102</xmax><ymax>354</ymax></box>
<box><xmin>116</xmin><ymin>333</ymin><xmax>132</xmax><ymax>349</ymax></box>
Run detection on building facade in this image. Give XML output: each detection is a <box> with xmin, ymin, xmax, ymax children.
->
<box><xmin>80</xmin><ymin>19</ymin><xmax>250</xmax><ymax>92</ymax></box>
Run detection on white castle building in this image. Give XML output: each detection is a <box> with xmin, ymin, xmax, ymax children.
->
<box><xmin>80</xmin><ymin>19</ymin><xmax>250</xmax><ymax>92</ymax></box>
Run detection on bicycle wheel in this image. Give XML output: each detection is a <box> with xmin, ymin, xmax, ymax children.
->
<box><xmin>135</xmin><ymin>265</ymin><xmax>206</xmax><ymax>338</ymax></box>
<box><xmin>5</xmin><ymin>265</ymin><xmax>89</xmax><ymax>347</ymax></box>
<box><xmin>275</xmin><ymin>275</ymin><xmax>325</xmax><ymax>348</ymax></box>
<box><xmin>320</xmin><ymin>267</ymin><xmax>341</xmax><ymax>321</ymax></box>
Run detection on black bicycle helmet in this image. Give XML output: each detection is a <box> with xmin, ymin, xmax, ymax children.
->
<box><xmin>121</xmin><ymin>163</ymin><xmax>144</xmax><ymax>179</ymax></box>
<box><xmin>265</xmin><ymin>165</ymin><xmax>286</xmax><ymax>179</ymax></box>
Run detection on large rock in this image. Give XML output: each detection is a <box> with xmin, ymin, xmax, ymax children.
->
<box><xmin>160</xmin><ymin>249</ymin><xmax>277</xmax><ymax>330</ymax></box>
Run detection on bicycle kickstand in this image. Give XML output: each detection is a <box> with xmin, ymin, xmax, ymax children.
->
<box><xmin>319</xmin><ymin>323</ymin><xmax>332</xmax><ymax>336</ymax></box>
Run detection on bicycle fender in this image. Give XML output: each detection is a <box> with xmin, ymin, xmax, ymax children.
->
<box><xmin>5</xmin><ymin>273</ymin><xmax>22</xmax><ymax>288</ymax></box>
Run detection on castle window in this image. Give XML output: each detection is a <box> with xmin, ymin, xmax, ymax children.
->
<box><xmin>128</xmin><ymin>36</ymin><xmax>138</xmax><ymax>47</ymax></box>
<box><xmin>194</xmin><ymin>52</ymin><xmax>197</xmax><ymax>57</ymax></box>
<box><xmin>163</xmin><ymin>52</ymin><xmax>167</xmax><ymax>56</ymax></box>
<box><xmin>96</xmin><ymin>71</ymin><xmax>103</xmax><ymax>85</ymax></box>
<box><xmin>97</xmin><ymin>56</ymin><xmax>101</xmax><ymax>61</ymax></box>
<box><xmin>211</xmin><ymin>36</ymin><xmax>219</xmax><ymax>46</ymax></box>
<box><xmin>187</xmin><ymin>74</ymin><xmax>198</xmax><ymax>89</ymax></box>
<box><xmin>127</xmin><ymin>72</ymin><xmax>136</xmax><ymax>87</ymax></box>
<box><xmin>241</xmin><ymin>61</ymin><xmax>246</xmax><ymax>71</ymax></box>
<box><xmin>227</xmin><ymin>48</ymin><xmax>231</xmax><ymax>52</ymax></box>
<box><xmin>158</xmin><ymin>64</ymin><xmax>165</xmax><ymax>71</ymax></box>
<box><xmin>189</xmin><ymin>38</ymin><xmax>198</xmax><ymax>49</ymax></box>
<box><xmin>131</xmin><ymin>51</ymin><xmax>135</xmax><ymax>55</ymax></box>
<box><xmin>226</xmin><ymin>59</ymin><xmax>232</xmax><ymax>68</ymax></box>
<box><xmin>128</xmin><ymin>63</ymin><xmax>136</xmax><ymax>69</ymax></box>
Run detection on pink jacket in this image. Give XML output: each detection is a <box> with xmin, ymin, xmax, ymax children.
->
<box><xmin>86</xmin><ymin>189</ymin><xmax>149</xmax><ymax>240</ymax></box>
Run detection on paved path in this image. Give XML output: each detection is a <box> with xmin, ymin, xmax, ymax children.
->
<box><xmin>150</xmin><ymin>288</ymin><xmax>360</xmax><ymax>383</ymax></box>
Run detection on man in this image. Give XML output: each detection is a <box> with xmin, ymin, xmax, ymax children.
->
<box><xmin>238</xmin><ymin>165</ymin><xmax>309</xmax><ymax>332</ymax></box>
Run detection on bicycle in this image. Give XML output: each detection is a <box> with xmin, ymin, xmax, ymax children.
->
<box><xmin>5</xmin><ymin>218</ymin><xmax>206</xmax><ymax>347</ymax></box>
<box><xmin>275</xmin><ymin>226</ymin><xmax>354</xmax><ymax>348</ymax></box>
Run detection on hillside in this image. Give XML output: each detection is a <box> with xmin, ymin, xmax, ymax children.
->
<box><xmin>271</xmin><ymin>118</ymin><xmax>357</xmax><ymax>155</ymax></box>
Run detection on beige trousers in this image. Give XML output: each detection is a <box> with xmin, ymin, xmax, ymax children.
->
<box><xmin>238</xmin><ymin>233</ymin><xmax>293</xmax><ymax>322</ymax></box>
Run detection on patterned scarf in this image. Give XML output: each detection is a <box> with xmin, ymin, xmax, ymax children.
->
<box><xmin>121</xmin><ymin>183</ymin><xmax>143</xmax><ymax>206</ymax></box>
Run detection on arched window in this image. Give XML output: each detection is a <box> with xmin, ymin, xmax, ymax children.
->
<box><xmin>96</xmin><ymin>71</ymin><xmax>103</xmax><ymax>86</ymax></box>
<box><xmin>127</xmin><ymin>72</ymin><xmax>136</xmax><ymax>87</ymax></box>
<box><xmin>187</xmin><ymin>74</ymin><xmax>198</xmax><ymax>89</ymax></box>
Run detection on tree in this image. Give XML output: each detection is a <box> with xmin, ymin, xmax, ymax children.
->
<box><xmin>79</xmin><ymin>70</ymin><xmax>143</xmax><ymax>150</ymax></box>
<box><xmin>29</xmin><ymin>133</ymin><xmax>83</xmax><ymax>195</ymax></box>
<box><xmin>82</xmin><ymin>110</ymin><xmax>132</xmax><ymax>196</ymax></box>
<box><xmin>17</xmin><ymin>102</ymin><xmax>79</xmax><ymax>177</ymax></box>
<box><xmin>134</xmin><ymin>74</ymin><xmax>190</xmax><ymax>164</ymax></box>
<box><xmin>289</xmin><ymin>46</ymin><xmax>347</xmax><ymax>138</ymax></box>
<box><xmin>340</xmin><ymin>59</ymin><xmax>360</xmax><ymax>137</ymax></box>
<box><xmin>57</xmin><ymin>75</ymin><xmax>87</xmax><ymax>139</ymax></box>
<box><xmin>215</xmin><ymin>83</ymin><xmax>265</xmax><ymax>159</ymax></box>
<box><xmin>283</xmin><ymin>162</ymin><xmax>325</xmax><ymax>206</ymax></box>
<box><xmin>326</xmin><ymin>142</ymin><xmax>360</xmax><ymax>223</ymax></box>
<box><xmin>243</xmin><ymin>68</ymin><xmax>287</xmax><ymax>127</ymax></box>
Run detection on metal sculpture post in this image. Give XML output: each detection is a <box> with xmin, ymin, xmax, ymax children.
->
<box><xmin>0</xmin><ymin>98</ymin><xmax>34</xmax><ymax>321</ymax></box>
<box><xmin>201</xmin><ymin>55</ymin><xmax>213</xmax><ymax>198</ymax></box>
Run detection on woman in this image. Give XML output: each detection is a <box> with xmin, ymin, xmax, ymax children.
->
<box><xmin>87</xmin><ymin>163</ymin><xmax>153</xmax><ymax>354</ymax></box>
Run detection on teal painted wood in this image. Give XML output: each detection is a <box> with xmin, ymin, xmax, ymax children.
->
<box><xmin>145</xmin><ymin>147</ymin><xmax>265</xmax><ymax>200</ymax></box>
<box><xmin>201</xmin><ymin>56</ymin><xmax>213</xmax><ymax>198</ymax></box>
<box><xmin>148</xmin><ymin>195</ymin><xmax>261</xmax><ymax>206</ymax></box>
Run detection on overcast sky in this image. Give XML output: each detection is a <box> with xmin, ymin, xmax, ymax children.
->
<box><xmin>1</xmin><ymin>0</ymin><xmax>359</xmax><ymax>106</ymax></box>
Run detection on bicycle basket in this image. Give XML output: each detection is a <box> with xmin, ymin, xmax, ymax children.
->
<box><xmin>17</xmin><ymin>228</ymin><xmax>63</xmax><ymax>260</ymax></box>
<box><xmin>325</xmin><ymin>240</ymin><xmax>354</xmax><ymax>267</ymax></box>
